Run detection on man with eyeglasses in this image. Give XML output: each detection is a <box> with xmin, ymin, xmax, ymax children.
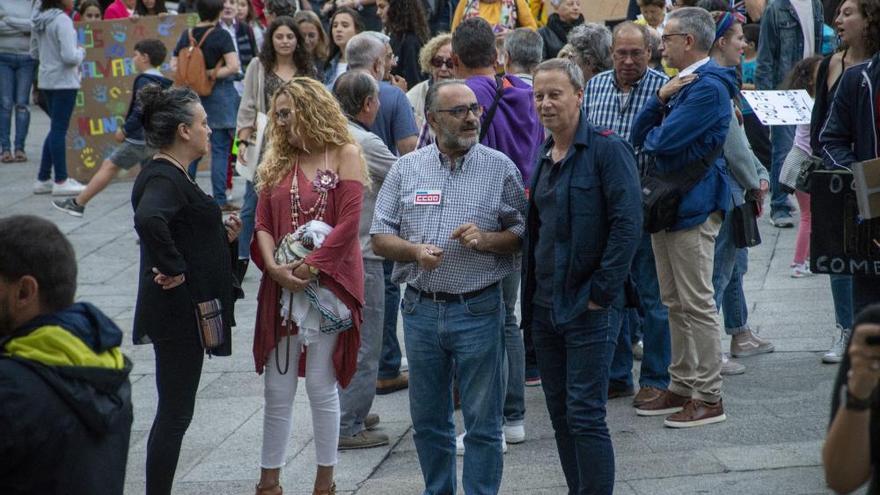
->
<box><xmin>630</xmin><ymin>7</ymin><xmax>737</xmax><ymax>427</ymax></box>
<box><xmin>371</xmin><ymin>79</ymin><xmax>526</xmax><ymax>495</ymax></box>
<box><xmin>583</xmin><ymin>21</ymin><xmax>671</xmax><ymax>410</ymax></box>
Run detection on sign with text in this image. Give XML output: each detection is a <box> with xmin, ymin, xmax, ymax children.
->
<box><xmin>810</xmin><ymin>170</ymin><xmax>880</xmax><ymax>277</ymax></box>
<box><xmin>741</xmin><ymin>90</ymin><xmax>814</xmax><ymax>126</ymax></box>
<box><xmin>68</xmin><ymin>14</ymin><xmax>197</xmax><ymax>182</ymax></box>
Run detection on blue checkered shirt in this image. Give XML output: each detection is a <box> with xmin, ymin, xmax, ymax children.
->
<box><xmin>584</xmin><ymin>68</ymin><xmax>668</xmax><ymax>173</ymax></box>
<box><xmin>370</xmin><ymin>143</ymin><xmax>527</xmax><ymax>293</ymax></box>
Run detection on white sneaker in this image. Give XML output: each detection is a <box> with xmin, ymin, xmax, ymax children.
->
<box><xmin>721</xmin><ymin>353</ymin><xmax>745</xmax><ymax>375</ymax></box>
<box><xmin>33</xmin><ymin>179</ymin><xmax>52</xmax><ymax>194</ymax></box>
<box><xmin>400</xmin><ymin>357</ymin><xmax>408</xmax><ymax>373</ymax></box>
<box><xmin>52</xmin><ymin>178</ymin><xmax>86</xmax><ymax>196</ymax></box>
<box><xmin>790</xmin><ymin>263</ymin><xmax>814</xmax><ymax>278</ymax></box>
<box><xmin>503</xmin><ymin>424</ymin><xmax>525</xmax><ymax>444</ymax></box>
<box><xmin>456</xmin><ymin>431</ymin><xmax>507</xmax><ymax>456</ymax></box>
<box><xmin>822</xmin><ymin>326</ymin><xmax>851</xmax><ymax>364</ymax></box>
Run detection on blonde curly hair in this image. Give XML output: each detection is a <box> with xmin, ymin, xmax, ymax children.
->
<box><xmin>256</xmin><ymin>77</ymin><xmax>367</xmax><ymax>191</ymax></box>
<box><xmin>418</xmin><ymin>33</ymin><xmax>453</xmax><ymax>74</ymax></box>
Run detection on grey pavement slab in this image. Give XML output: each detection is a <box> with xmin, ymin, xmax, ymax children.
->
<box><xmin>0</xmin><ymin>109</ymin><xmax>845</xmax><ymax>494</ymax></box>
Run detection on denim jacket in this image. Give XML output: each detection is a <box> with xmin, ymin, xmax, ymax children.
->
<box><xmin>521</xmin><ymin>112</ymin><xmax>642</xmax><ymax>328</ymax></box>
<box><xmin>755</xmin><ymin>0</ymin><xmax>825</xmax><ymax>90</ymax></box>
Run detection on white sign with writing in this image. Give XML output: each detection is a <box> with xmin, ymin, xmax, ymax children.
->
<box><xmin>741</xmin><ymin>90</ymin><xmax>814</xmax><ymax>126</ymax></box>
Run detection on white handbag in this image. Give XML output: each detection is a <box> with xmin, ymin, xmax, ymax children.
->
<box><xmin>235</xmin><ymin>111</ymin><xmax>268</xmax><ymax>182</ymax></box>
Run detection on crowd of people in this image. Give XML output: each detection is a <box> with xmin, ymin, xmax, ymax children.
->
<box><xmin>2</xmin><ymin>0</ymin><xmax>880</xmax><ymax>493</ymax></box>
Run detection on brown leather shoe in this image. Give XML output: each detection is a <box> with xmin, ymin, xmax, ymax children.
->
<box><xmin>664</xmin><ymin>398</ymin><xmax>726</xmax><ymax>428</ymax></box>
<box><xmin>608</xmin><ymin>386</ymin><xmax>635</xmax><ymax>399</ymax></box>
<box><xmin>634</xmin><ymin>389</ymin><xmax>689</xmax><ymax>417</ymax></box>
<box><xmin>376</xmin><ymin>372</ymin><xmax>408</xmax><ymax>395</ymax></box>
<box><xmin>632</xmin><ymin>386</ymin><xmax>665</xmax><ymax>408</ymax></box>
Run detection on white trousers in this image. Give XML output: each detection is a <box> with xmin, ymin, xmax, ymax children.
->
<box><xmin>261</xmin><ymin>332</ymin><xmax>340</xmax><ymax>468</ymax></box>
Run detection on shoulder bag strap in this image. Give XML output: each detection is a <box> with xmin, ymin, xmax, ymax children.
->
<box><xmin>479</xmin><ymin>75</ymin><xmax>506</xmax><ymax>142</ymax></box>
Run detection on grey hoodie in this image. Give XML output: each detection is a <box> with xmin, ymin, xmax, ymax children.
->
<box><xmin>0</xmin><ymin>1</ymin><xmax>35</xmax><ymax>55</ymax></box>
<box><xmin>30</xmin><ymin>8</ymin><xmax>84</xmax><ymax>90</ymax></box>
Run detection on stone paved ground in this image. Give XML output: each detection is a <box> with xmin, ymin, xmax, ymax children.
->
<box><xmin>0</xmin><ymin>110</ymin><xmax>864</xmax><ymax>494</ymax></box>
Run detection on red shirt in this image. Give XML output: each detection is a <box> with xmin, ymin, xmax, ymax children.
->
<box><xmin>102</xmin><ymin>0</ymin><xmax>131</xmax><ymax>19</ymax></box>
<box><xmin>252</xmin><ymin>168</ymin><xmax>364</xmax><ymax>387</ymax></box>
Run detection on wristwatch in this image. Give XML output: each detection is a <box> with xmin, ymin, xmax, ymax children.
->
<box><xmin>844</xmin><ymin>386</ymin><xmax>872</xmax><ymax>411</ymax></box>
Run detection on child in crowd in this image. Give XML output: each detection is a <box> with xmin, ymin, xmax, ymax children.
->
<box><xmin>636</xmin><ymin>0</ymin><xmax>667</xmax><ymax>34</ymax></box>
<box><xmin>76</xmin><ymin>0</ymin><xmax>103</xmax><ymax>21</ymax></box>
<box><xmin>53</xmin><ymin>39</ymin><xmax>172</xmax><ymax>217</ymax></box>
<box><xmin>778</xmin><ymin>55</ymin><xmax>823</xmax><ymax>278</ymax></box>
<box><xmin>104</xmin><ymin>0</ymin><xmax>136</xmax><ymax>19</ymax></box>
<box><xmin>740</xmin><ymin>22</ymin><xmax>772</xmax><ymax>170</ymax></box>
<box><xmin>741</xmin><ymin>23</ymin><xmax>759</xmax><ymax>90</ymax></box>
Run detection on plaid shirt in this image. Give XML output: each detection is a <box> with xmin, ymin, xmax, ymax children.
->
<box><xmin>584</xmin><ymin>68</ymin><xmax>668</xmax><ymax>172</ymax></box>
<box><xmin>370</xmin><ymin>143</ymin><xmax>527</xmax><ymax>293</ymax></box>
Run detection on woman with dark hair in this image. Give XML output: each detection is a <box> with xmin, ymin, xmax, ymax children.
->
<box><xmin>236</xmin><ymin>0</ymin><xmax>265</xmax><ymax>51</ymax></box>
<box><xmin>252</xmin><ymin>78</ymin><xmax>367</xmax><ymax>495</ymax></box>
<box><xmin>824</xmin><ymin>303</ymin><xmax>880</xmax><ymax>493</ymax></box>
<box><xmin>810</xmin><ymin>0</ymin><xmax>880</xmax><ymax>364</ymax></box>
<box><xmin>324</xmin><ymin>7</ymin><xmax>364</xmax><ymax>88</ymax></box>
<box><xmin>132</xmin><ymin>84</ymin><xmax>242</xmax><ymax>495</ymax></box>
<box><xmin>171</xmin><ymin>0</ymin><xmax>242</xmax><ymax>211</ymax></box>
<box><xmin>295</xmin><ymin>10</ymin><xmax>330</xmax><ymax>74</ymax></box>
<box><xmin>135</xmin><ymin>0</ymin><xmax>171</xmax><ymax>15</ymax></box>
<box><xmin>377</xmin><ymin>0</ymin><xmax>430</xmax><ymax>88</ymax></box>
<box><xmin>30</xmin><ymin>0</ymin><xmax>86</xmax><ymax>196</ymax></box>
<box><xmin>235</xmin><ymin>16</ymin><xmax>316</xmax><ymax>281</ymax></box>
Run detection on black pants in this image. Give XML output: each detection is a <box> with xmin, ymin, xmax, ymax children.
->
<box><xmin>146</xmin><ymin>332</ymin><xmax>205</xmax><ymax>495</ymax></box>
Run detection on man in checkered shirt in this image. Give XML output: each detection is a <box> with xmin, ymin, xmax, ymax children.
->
<box><xmin>371</xmin><ymin>79</ymin><xmax>526</xmax><ymax>495</ymax></box>
<box><xmin>583</xmin><ymin>21</ymin><xmax>671</xmax><ymax>411</ymax></box>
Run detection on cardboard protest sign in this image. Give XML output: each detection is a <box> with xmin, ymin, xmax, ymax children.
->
<box><xmin>69</xmin><ymin>14</ymin><xmax>198</xmax><ymax>182</ymax></box>
<box><xmin>741</xmin><ymin>90</ymin><xmax>814</xmax><ymax>126</ymax></box>
<box><xmin>810</xmin><ymin>170</ymin><xmax>880</xmax><ymax>276</ymax></box>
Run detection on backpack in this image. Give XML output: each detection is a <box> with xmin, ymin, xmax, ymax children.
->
<box><xmin>175</xmin><ymin>27</ymin><xmax>220</xmax><ymax>96</ymax></box>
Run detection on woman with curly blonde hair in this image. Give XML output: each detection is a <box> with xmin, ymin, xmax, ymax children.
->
<box><xmin>251</xmin><ymin>77</ymin><xmax>367</xmax><ymax>495</ymax></box>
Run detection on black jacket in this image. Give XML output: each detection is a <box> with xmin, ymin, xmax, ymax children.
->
<box><xmin>538</xmin><ymin>14</ymin><xmax>584</xmax><ymax>61</ymax></box>
<box><xmin>0</xmin><ymin>303</ymin><xmax>133</xmax><ymax>495</ymax></box>
<box><xmin>132</xmin><ymin>158</ymin><xmax>241</xmax><ymax>354</ymax></box>
<box><xmin>819</xmin><ymin>53</ymin><xmax>880</xmax><ymax>169</ymax></box>
<box><xmin>390</xmin><ymin>31</ymin><xmax>426</xmax><ymax>90</ymax></box>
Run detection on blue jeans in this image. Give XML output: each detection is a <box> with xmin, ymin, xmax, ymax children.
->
<box><xmin>533</xmin><ymin>305</ymin><xmax>619</xmax><ymax>495</ymax></box>
<box><xmin>712</xmin><ymin>204</ymin><xmax>751</xmax><ymax>335</ymax></box>
<box><xmin>608</xmin><ymin>309</ymin><xmax>633</xmax><ymax>391</ymax></box>
<box><xmin>402</xmin><ymin>284</ymin><xmax>504</xmax><ymax>495</ymax></box>
<box><xmin>769</xmin><ymin>125</ymin><xmax>795</xmax><ymax>218</ymax></box>
<box><xmin>0</xmin><ymin>53</ymin><xmax>35</xmax><ymax>152</ymax></box>
<box><xmin>237</xmin><ymin>180</ymin><xmax>257</xmax><ymax>259</ymax></box>
<box><xmin>38</xmin><ymin>89</ymin><xmax>77</xmax><ymax>182</ymax></box>
<box><xmin>501</xmin><ymin>269</ymin><xmax>525</xmax><ymax>425</ymax></box>
<box><xmin>631</xmin><ymin>234</ymin><xmax>670</xmax><ymax>389</ymax></box>
<box><xmin>187</xmin><ymin>129</ymin><xmax>233</xmax><ymax>205</ymax></box>
<box><xmin>830</xmin><ymin>275</ymin><xmax>853</xmax><ymax>330</ymax></box>
<box><xmin>379</xmin><ymin>259</ymin><xmax>402</xmax><ymax>380</ymax></box>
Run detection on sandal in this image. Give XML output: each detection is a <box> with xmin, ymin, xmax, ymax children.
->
<box><xmin>312</xmin><ymin>482</ymin><xmax>336</xmax><ymax>495</ymax></box>
<box><xmin>255</xmin><ymin>480</ymin><xmax>282</xmax><ymax>495</ymax></box>
<box><xmin>13</xmin><ymin>150</ymin><xmax>26</xmax><ymax>162</ymax></box>
<box><xmin>1</xmin><ymin>151</ymin><xmax>12</xmax><ymax>163</ymax></box>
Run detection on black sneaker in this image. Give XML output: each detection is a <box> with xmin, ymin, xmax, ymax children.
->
<box><xmin>52</xmin><ymin>198</ymin><xmax>84</xmax><ymax>217</ymax></box>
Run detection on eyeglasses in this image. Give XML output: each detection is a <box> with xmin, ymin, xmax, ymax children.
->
<box><xmin>660</xmin><ymin>32</ymin><xmax>690</xmax><ymax>42</ymax></box>
<box><xmin>431</xmin><ymin>57</ymin><xmax>454</xmax><ymax>69</ymax></box>
<box><xmin>435</xmin><ymin>103</ymin><xmax>483</xmax><ymax>119</ymax></box>
<box><xmin>612</xmin><ymin>49</ymin><xmax>646</xmax><ymax>61</ymax></box>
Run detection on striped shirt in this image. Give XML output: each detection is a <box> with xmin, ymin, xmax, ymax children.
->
<box><xmin>370</xmin><ymin>143</ymin><xmax>527</xmax><ymax>293</ymax></box>
<box><xmin>584</xmin><ymin>68</ymin><xmax>668</xmax><ymax>173</ymax></box>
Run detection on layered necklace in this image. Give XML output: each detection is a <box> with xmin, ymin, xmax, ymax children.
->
<box><xmin>289</xmin><ymin>147</ymin><xmax>339</xmax><ymax>230</ymax></box>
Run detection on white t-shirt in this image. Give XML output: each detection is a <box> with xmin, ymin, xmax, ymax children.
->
<box><xmin>790</xmin><ymin>0</ymin><xmax>815</xmax><ymax>58</ymax></box>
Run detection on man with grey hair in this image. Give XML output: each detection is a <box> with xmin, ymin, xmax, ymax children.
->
<box><xmin>525</xmin><ymin>57</ymin><xmax>642</xmax><ymax>495</ymax></box>
<box><xmin>331</xmin><ymin>70</ymin><xmax>397</xmax><ymax>450</ymax></box>
<box><xmin>630</xmin><ymin>6</ymin><xmax>738</xmax><ymax>427</ymax></box>
<box><xmin>503</xmin><ymin>28</ymin><xmax>544</xmax><ymax>86</ymax></box>
<box><xmin>583</xmin><ymin>21</ymin><xmax>670</xmax><ymax>409</ymax></box>
<box><xmin>371</xmin><ymin>79</ymin><xmax>526</xmax><ymax>495</ymax></box>
<box><xmin>566</xmin><ymin>22</ymin><xmax>612</xmax><ymax>82</ymax></box>
<box><xmin>346</xmin><ymin>31</ymin><xmax>419</xmax><ymax>399</ymax></box>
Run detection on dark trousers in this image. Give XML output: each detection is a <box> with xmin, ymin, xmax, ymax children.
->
<box><xmin>38</xmin><ymin>88</ymin><xmax>77</xmax><ymax>182</ymax></box>
<box><xmin>379</xmin><ymin>259</ymin><xmax>402</xmax><ymax>380</ymax></box>
<box><xmin>146</xmin><ymin>333</ymin><xmax>205</xmax><ymax>495</ymax></box>
<box><xmin>533</xmin><ymin>305</ymin><xmax>620</xmax><ymax>495</ymax></box>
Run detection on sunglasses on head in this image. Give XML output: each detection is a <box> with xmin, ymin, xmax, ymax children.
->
<box><xmin>431</xmin><ymin>57</ymin><xmax>454</xmax><ymax>69</ymax></box>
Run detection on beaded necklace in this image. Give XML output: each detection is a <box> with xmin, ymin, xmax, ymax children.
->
<box><xmin>289</xmin><ymin>148</ymin><xmax>338</xmax><ymax>230</ymax></box>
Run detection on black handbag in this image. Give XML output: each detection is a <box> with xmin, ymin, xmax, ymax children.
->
<box><xmin>642</xmin><ymin>145</ymin><xmax>723</xmax><ymax>234</ymax></box>
<box><xmin>732</xmin><ymin>199</ymin><xmax>762</xmax><ymax>248</ymax></box>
